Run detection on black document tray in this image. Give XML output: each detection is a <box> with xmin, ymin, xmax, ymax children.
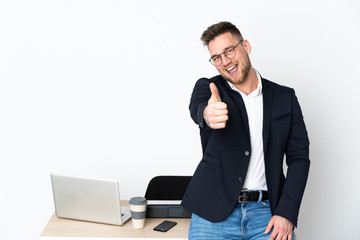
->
<box><xmin>146</xmin><ymin>203</ymin><xmax>191</xmax><ymax>218</ymax></box>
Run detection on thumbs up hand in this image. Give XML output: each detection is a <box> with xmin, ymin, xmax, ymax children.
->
<box><xmin>204</xmin><ymin>83</ymin><xmax>228</xmax><ymax>129</ymax></box>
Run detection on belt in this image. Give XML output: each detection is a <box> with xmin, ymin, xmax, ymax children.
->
<box><xmin>238</xmin><ymin>190</ymin><xmax>268</xmax><ymax>203</ymax></box>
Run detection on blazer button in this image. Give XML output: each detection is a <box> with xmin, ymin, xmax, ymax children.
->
<box><xmin>239</xmin><ymin>177</ymin><xmax>243</xmax><ymax>183</ymax></box>
<box><xmin>245</xmin><ymin>151</ymin><xmax>250</xmax><ymax>156</ymax></box>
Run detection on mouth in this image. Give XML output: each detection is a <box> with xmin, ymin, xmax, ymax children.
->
<box><xmin>226</xmin><ymin>64</ymin><xmax>238</xmax><ymax>76</ymax></box>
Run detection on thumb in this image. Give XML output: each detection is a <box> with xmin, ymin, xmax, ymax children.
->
<box><xmin>209</xmin><ymin>83</ymin><xmax>221</xmax><ymax>103</ymax></box>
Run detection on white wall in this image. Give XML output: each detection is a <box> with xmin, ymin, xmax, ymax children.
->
<box><xmin>0</xmin><ymin>0</ymin><xmax>359</xmax><ymax>239</ymax></box>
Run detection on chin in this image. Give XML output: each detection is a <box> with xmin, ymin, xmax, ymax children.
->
<box><xmin>223</xmin><ymin>68</ymin><xmax>250</xmax><ymax>85</ymax></box>
<box><xmin>222</xmin><ymin>74</ymin><xmax>245</xmax><ymax>85</ymax></box>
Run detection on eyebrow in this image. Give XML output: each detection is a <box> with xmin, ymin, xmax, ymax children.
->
<box><xmin>210</xmin><ymin>45</ymin><xmax>235</xmax><ymax>59</ymax></box>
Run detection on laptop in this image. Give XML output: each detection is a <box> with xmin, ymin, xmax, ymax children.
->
<box><xmin>51</xmin><ymin>173</ymin><xmax>131</xmax><ymax>225</ymax></box>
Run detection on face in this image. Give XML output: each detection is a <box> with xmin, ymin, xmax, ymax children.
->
<box><xmin>208</xmin><ymin>32</ymin><xmax>252</xmax><ymax>86</ymax></box>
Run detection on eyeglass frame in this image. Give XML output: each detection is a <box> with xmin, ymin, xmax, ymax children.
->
<box><xmin>208</xmin><ymin>39</ymin><xmax>244</xmax><ymax>66</ymax></box>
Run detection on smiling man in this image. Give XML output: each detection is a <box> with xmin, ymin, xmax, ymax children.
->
<box><xmin>181</xmin><ymin>22</ymin><xmax>310</xmax><ymax>240</ymax></box>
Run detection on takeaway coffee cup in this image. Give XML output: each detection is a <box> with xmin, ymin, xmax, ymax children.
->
<box><xmin>129</xmin><ymin>197</ymin><xmax>147</xmax><ymax>228</ymax></box>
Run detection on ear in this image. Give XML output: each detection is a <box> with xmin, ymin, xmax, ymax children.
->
<box><xmin>242</xmin><ymin>40</ymin><xmax>252</xmax><ymax>54</ymax></box>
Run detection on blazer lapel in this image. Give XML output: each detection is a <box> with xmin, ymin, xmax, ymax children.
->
<box><xmin>262</xmin><ymin>79</ymin><xmax>273</xmax><ymax>156</ymax></box>
<box><xmin>218</xmin><ymin>77</ymin><xmax>250</xmax><ymax>138</ymax></box>
<box><xmin>234</xmin><ymin>93</ymin><xmax>250</xmax><ymax>138</ymax></box>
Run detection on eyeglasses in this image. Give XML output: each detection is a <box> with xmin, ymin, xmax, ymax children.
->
<box><xmin>209</xmin><ymin>40</ymin><xmax>244</xmax><ymax>66</ymax></box>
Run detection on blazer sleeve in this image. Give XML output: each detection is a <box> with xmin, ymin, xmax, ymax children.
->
<box><xmin>274</xmin><ymin>88</ymin><xmax>310</xmax><ymax>226</ymax></box>
<box><xmin>189</xmin><ymin>78</ymin><xmax>212</xmax><ymax>129</ymax></box>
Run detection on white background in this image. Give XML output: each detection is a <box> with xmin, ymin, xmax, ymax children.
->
<box><xmin>1</xmin><ymin>0</ymin><xmax>359</xmax><ymax>239</ymax></box>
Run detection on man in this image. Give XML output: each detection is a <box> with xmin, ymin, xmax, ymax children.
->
<box><xmin>181</xmin><ymin>22</ymin><xmax>310</xmax><ymax>240</ymax></box>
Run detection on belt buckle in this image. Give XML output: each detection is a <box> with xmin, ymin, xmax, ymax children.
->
<box><xmin>238</xmin><ymin>191</ymin><xmax>249</xmax><ymax>203</ymax></box>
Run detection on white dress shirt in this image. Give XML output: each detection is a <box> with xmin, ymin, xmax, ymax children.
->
<box><xmin>227</xmin><ymin>70</ymin><xmax>267</xmax><ymax>191</ymax></box>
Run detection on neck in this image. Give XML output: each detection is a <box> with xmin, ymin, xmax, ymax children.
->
<box><xmin>233</xmin><ymin>68</ymin><xmax>258</xmax><ymax>95</ymax></box>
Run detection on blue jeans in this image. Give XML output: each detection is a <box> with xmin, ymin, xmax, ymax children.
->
<box><xmin>188</xmin><ymin>200</ymin><xmax>295</xmax><ymax>240</ymax></box>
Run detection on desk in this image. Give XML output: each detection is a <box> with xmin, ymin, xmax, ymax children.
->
<box><xmin>40</xmin><ymin>201</ymin><xmax>190</xmax><ymax>239</ymax></box>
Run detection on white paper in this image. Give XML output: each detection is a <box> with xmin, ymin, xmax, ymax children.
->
<box><xmin>147</xmin><ymin>200</ymin><xmax>182</xmax><ymax>205</ymax></box>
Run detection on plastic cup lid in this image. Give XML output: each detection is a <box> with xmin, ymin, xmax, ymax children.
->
<box><xmin>129</xmin><ymin>197</ymin><xmax>147</xmax><ymax>205</ymax></box>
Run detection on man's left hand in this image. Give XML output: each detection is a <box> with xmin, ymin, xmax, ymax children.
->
<box><xmin>264</xmin><ymin>215</ymin><xmax>294</xmax><ymax>240</ymax></box>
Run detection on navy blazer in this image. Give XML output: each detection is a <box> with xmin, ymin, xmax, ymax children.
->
<box><xmin>181</xmin><ymin>75</ymin><xmax>310</xmax><ymax>227</ymax></box>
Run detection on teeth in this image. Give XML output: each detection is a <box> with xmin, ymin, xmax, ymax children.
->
<box><xmin>227</xmin><ymin>65</ymin><xmax>236</xmax><ymax>71</ymax></box>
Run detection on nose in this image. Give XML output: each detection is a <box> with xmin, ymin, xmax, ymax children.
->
<box><xmin>221</xmin><ymin>54</ymin><xmax>231</xmax><ymax>66</ymax></box>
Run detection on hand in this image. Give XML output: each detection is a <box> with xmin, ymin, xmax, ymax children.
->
<box><xmin>204</xmin><ymin>83</ymin><xmax>228</xmax><ymax>129</ymax></box>
<box><xmin>265</xmin><ymin>215</ymin><xmax>294</xmax><ymax>240</ymax></box>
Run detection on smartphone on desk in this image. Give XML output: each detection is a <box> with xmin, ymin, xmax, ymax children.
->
<box><xmin>153</xmin><ymin>220</ymin><xmax>177</xmax><ymax>232</ymax></box>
